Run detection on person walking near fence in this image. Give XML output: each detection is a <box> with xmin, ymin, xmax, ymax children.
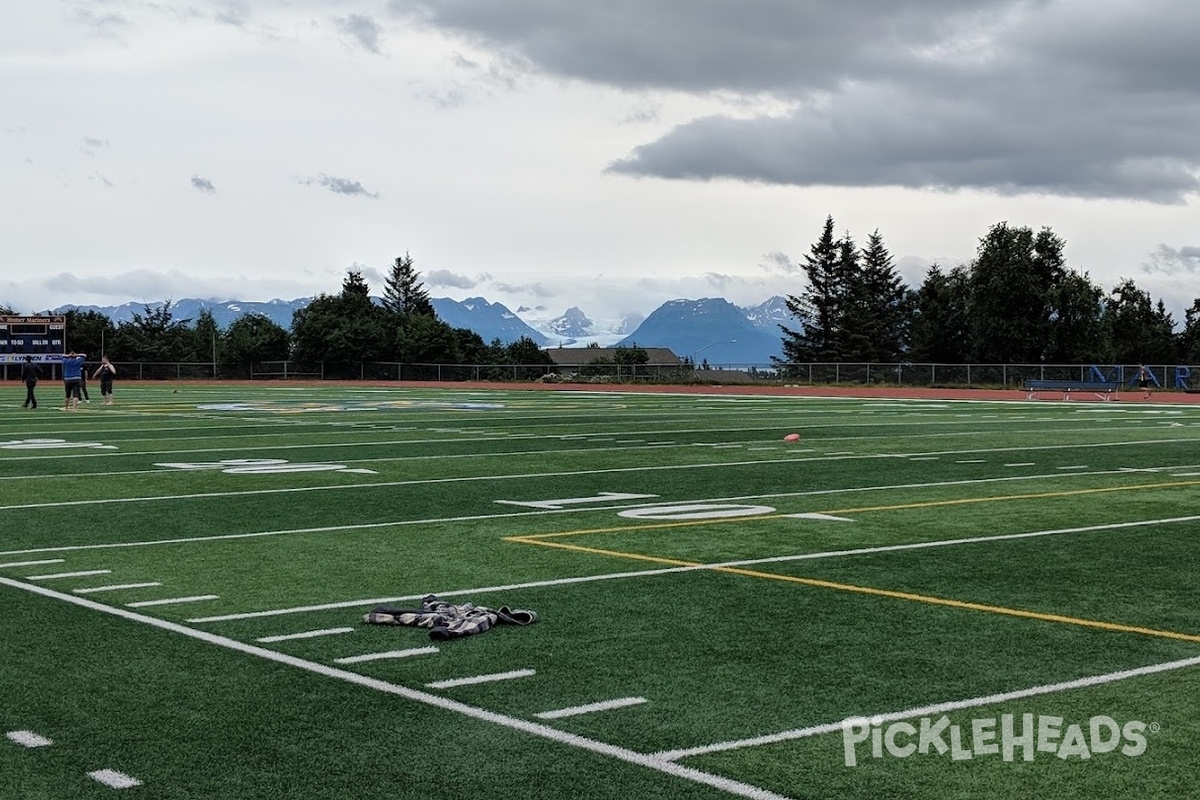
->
<box><xmin>93</xmin><ymin>356</ymin><xmax>117</xmax><ymax>404</ymax></box>
<box><xmin>61</xmin><ymin>351</ymin><xmax>86</xmax><ymax>411</ymax></box>
<box><xmin>1138</xmin><ymin>364</ymin><xmax>1154</xmax><ymax>400</ymax></box>
<box><xmin>21</xmin><ymin>356</ymin><xmax>40</xmax><ymax>409</ymax></box>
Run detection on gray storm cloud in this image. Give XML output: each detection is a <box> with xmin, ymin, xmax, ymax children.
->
<box><xmin>389</xmin><ymin>0</ymin><xmax>1200</xmax><ymax>202</ymax></box>
<box><xmin>338</xmin><ymin>14</ymin><xmax>384</xmax><ymax>54</ymax></box>
<box><xmin>426</xmin><ymin>269</ymin><xmax>482</xmax><ymax>290</ymax></box>
<box><xmin>1145</xmin><ymin>244</ymin><xmax>1200</xmax><ymax>275</ymax></box>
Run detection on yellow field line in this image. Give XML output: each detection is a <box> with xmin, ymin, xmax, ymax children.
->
<box><xmin>515</xmin><ymin>478</ymin><xmax>1200</xmax><ymax>542</ymax></box>
<box><xmin>513</xmin><ymin>518</ymin><xmax>770</xmax><ymax>541</ymax></box>
<box><xmin>822</xmin><ymin>478</ymin><xmax>1200</xmax><ymax>515</ymax></box>
<box><xmin>506</xmin><ymin>536</ymin><xmax>1200</xmax><ymax>645</ymax></box>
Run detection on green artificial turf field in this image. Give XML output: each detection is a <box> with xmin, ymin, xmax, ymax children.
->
<box><xmin>2</xmin><ymin>383</ymin><xmax>1199</xmax><ymax>799</ymax></box>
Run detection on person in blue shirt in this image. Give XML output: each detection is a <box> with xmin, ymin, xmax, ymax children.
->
<box><xmin>61</xmin><ymin>351</ymin><xmax>87</xmax><ymax>411</ymax></box>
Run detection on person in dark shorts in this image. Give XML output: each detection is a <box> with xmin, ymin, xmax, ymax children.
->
<box><xmin>61</xmin><ymin>351</ymin><xmax>87</xmax><ymax>411</ymax></box>
<box><xmin>79</xmin><ymin>360</ymin><xmax>91</xmax><ymax>403</ymax></box>
<box><xmin>1137</xmin><ymin>364</ymin><xmax>1153</xmax><ymax>400</ymax></box>
<box><xmin>93</xmin><ymin>356</ymin><xmax>117</xmax><ymax>404</ymax></box>
<box><xmin>21</xmin><ymin>356</ymin><xmax>40</xmax><ymax>409</ymax></box>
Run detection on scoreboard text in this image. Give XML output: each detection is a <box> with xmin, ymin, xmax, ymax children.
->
<box><xmin>0</xmin><ymin>316</ymin><xmax>66</xmax><ymax>363</ymax></box>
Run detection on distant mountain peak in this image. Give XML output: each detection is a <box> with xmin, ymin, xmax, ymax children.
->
<box><xmin>548</xmin><ymin>306</ymin><xmax>594</xmax><ymax>337</ymax></box>
<box><xmin>616</xmin><ymin>296</ymin><xmax>783</xmax><ymax>364</ymax></box>
<box><xmin>49</xmin><ymin>292</ymin><xmax>788</xmax><ymax>362</ymax></box>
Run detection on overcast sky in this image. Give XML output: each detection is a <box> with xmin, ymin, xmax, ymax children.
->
<box><xmin>4</xmin><ymin>0</ymin><xmax>1199</xmax><ymax>325</ymax></box>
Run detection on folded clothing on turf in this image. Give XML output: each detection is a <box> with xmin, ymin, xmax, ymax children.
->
<box><xmin>363</xmin><ymin>594</ymin><xmax>538</xmax><ymax>640</ymax></box>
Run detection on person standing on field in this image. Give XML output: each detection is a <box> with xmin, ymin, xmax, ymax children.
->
<box><xmin>93</xmin><ymin>356</ymin><xmax>117</xmax><ymax>404</ymax></box>
<box><xmin>61</xmin><ymin>351</ymin><xmax>86</xmax><ymax>411</ymax></box>
<box><xmin>21</xmin><ymin>356</ymin><xmax>40</xmax><ymax>409</ymax></box>
<box><xmin>1137</xmin><ymin>364</ymin><xmax>1154</xmax><ymax>400</ymax></box>
<box><xmin>78</xmin><ymin>360</ymin><xmax>91</xmax><ymax>403</ymax></box>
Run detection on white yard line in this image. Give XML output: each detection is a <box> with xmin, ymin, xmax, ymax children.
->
<box><xmin>0</xmin><ymin>510</ymin><xmax>572</xmax><ymax>557</ymax></box>
<box><xmin>6</xmin><ymin>730</ymin><xmax>53</xmax><ymax>748</ymax></box>
<box><xmin>187</xmin><ymin>515</ymin><xmax>1200</xmax><ymax>624</ymax></box>
<box><xmin>4</xmin><ymin>463</ymin><xmax>1192</xmax><ymax>560</ymax></box>
<box><xmin>126</xmin><ymin>595</ymin><xmax>219</xmax><ymax>608</ymax></box>
<box><xmin>0</xmin><ymin>559</ymin><xmax>64</xmax><ymax>569</ymax></box>
<box><xmin>0</xmin><ymin>441</ymin><xmax>668</xmax><ymax>482</ymax></box>
<box><xmin>427</xmin><ymin>669</ymin><xmax>536</xmax><ymax>689</ymax></box>
<box><xmin>535</xmin><ymin>697</ymin><xmax>648</xmax><ymax>720</ymax></box>
<box><xmin>88</xmin><ymin>769</ymin><xmax>142</xmax><ymax>789</ymax></box>
<box><xmin>256</xmin><ymin>627</ymin><xmax>355</xmax><ymax>643</ymax></box>
<box><xmin>74</xmin><ymin>582</ymin><xmax>162</xmax><ymax>594</ymax></box>
<box><xmin>190</xmin><ymin>566</ymin><xmax>715</xmax><ymax>623</ymax></box>
<box><xmin>335</xmin><ymin>647</ymin><xmax>439</xmax><ymax>664</ymax></box>
<box><xmin>653</xmin><ymin>653</ymin><xmax>1200</xmax><ymax>761</ymax></box>
<box><xmin>3</xmin><ymin>436</ymin><xmax>1197</xmax><ymax>513</ymax></box>
<box><xmin>0</xmin><ymin>576</ymin><xmax>789</xmax><ymax>800</ymax></box>
<box><xmin>27</xmin><ymin>570</ymin><xmax>111</xmax><ymax>581</ymax></box>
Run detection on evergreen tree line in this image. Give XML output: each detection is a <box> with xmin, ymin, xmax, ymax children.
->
<box><xmin>782</xmin><ymin>216</ymin><xmax>1199</xmax><ymax>365</ymax></box>
<box><xmin>35</xmin><ymin>256</ymin><xmax>553</xmax><ymax>376</ymax></box>
<box><xmin>11</xmin><ymin>229</ymin><xmax>1199</xmax><ymax>373</ymax></box>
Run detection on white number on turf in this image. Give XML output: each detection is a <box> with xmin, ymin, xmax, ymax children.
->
<box><xmin>495</xmin><ymin>492</ymin><xmax>659</xmax><ymax>510</ymax></box>
<box><xmin>0</xmin><ymin>438</ymin><xmax>116</xmax><ymax>450</ymax></box>
<box><xmin>617</xmin><ymin>504</ymin><xmax>776</xmax><ymax>520</ymax></box>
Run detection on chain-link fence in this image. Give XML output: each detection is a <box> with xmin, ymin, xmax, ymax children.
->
<box><xmin>5</xmin><ymin>361</ymin><xmax>1195</xmax><ymax>390</ymax></box>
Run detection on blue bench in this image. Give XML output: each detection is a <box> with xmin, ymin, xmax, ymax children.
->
<box><xmin>1024</xmin><ymin>379</ymin><xmax>1120</xmax><ymax>401</ymax></box>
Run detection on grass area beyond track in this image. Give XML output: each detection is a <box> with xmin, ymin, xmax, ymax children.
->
<box><xmin>3</xmin><ymin>383</ymin><xmax>1199</xmax><ymax>799</ymax></box>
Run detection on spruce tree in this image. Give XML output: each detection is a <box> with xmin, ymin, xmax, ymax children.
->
<box><xmin>780</xmin><ymin>215</ymin><xmax>843</xmax><ymax>363</ymax></box>
<box><xmin>849</xmin><ymin>230</ymin><xmax>909</xmax><ymax>362</ymax></box>
<box><xmin>382</xmin><ymin>252</ymin><xmax>434</xmax><ymax>317</ymax></box>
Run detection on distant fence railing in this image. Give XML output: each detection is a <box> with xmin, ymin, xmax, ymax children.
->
<box><xmin>240</xmin><ymin>361</ymin><xmax>1199</xmax><ymax>389</ymax></box>
<box><xmin>4</xmin><ymin>361</ymin><xmax>1195</xmax><ymax>389</ymax></box>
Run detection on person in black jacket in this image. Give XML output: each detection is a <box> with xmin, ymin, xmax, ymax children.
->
<box><xmin>92</xmin><ymin>356</ymin><xmax>117</xmax><ymax>404</ymax></box>
<box><xmin>21</xmin><ymin>356</ymin><xmax>40</xmax><ymax>409</ymax></box>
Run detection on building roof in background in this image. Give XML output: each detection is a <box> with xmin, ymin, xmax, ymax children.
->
<box><xmin>543</xmin><ymin>347</ymin><xmax>681</xmax><ymax>365</ymax></box>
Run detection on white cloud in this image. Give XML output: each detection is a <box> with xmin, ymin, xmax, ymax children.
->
<box><xmin>1</xmin><ymin>0</ymin><xmax>1197</xmax><ymax>328</ymax></box>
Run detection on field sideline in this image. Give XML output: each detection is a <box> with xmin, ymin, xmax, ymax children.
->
<box><xmin>2</xmin><ymin>381</ymin><xmax>1199</xmax><ymax>799</ymax></box>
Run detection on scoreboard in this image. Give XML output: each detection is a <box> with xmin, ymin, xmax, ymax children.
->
<box><xmin>0</xmin><ymin>316</ymin><xmax>66</xmax><ymax>363</ymax></box>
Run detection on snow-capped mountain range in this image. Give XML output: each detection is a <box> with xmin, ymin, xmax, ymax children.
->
<box><xmin>45</xmin><ymin>295</ymin><xmax>794</xmax><ymax>364</ymax></box>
